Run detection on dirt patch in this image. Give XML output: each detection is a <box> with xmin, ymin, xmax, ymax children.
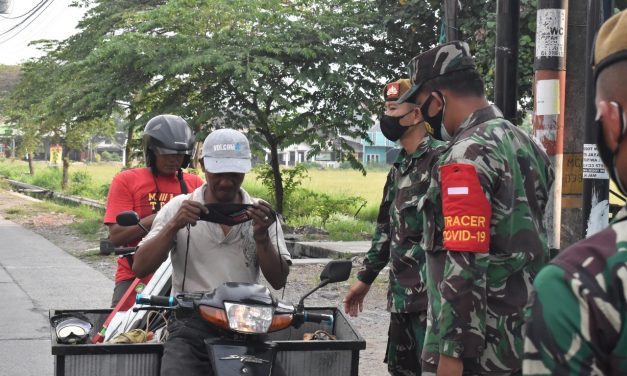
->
<box><xmin>0</xmin><ymin>188</ymin><xmax>391</xmax><ymax>376</ymax></box>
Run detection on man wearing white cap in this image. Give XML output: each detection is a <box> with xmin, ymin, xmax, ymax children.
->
<box><xmin>134</xmin><ymin>128</ymin><xmax>291</xmax><ymax>376</ymax></box>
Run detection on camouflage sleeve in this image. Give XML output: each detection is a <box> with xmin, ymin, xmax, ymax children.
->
<box><xmin>437</xmin><ymin>158</ymin><xmax>497</xmax><ymax>358</ymax></box>
<box><xmin>357</xmin><ymin>168</ymin><xmax>394</xmax><ymax>285</ymax></box>
<box><xmin>438</xmin><ymin>251</ymin><xmax>489</xmax><ymax>358</ymax></box>
<box><xmin>524</xmin><ymin>265</ymin><xmax>600</xmax><ymax>375</ymax></box>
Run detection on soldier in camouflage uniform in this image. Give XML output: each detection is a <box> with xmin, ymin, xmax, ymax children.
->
<box><xmin>395</xmin><ymin>41</ymin><xmax>554</xmax><ymax>375</ymax></box>
<box><xmin>343</xmin><ymin>78</ymin><xmax>445</xmax><ymax>375</ymax></box>
<box><xmin>523</xmin><ymin>10</ymin><xmax>627</xmax><ymax>375</ymax></box>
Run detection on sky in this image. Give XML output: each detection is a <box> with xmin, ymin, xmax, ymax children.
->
<box><xmin>0</xmin><ymin>0</ymin><xmax>88</xmax><ymax>65</ymax></box>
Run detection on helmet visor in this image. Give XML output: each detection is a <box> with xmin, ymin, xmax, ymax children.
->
<box><xmin>151</xmin><ymin>146</ymin><xmax>192</xmax><ymax>156</ymax></box>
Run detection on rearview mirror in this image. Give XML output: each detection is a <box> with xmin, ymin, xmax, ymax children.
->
<box><xmin>319</xmin><ymin>260</ymin><xmax>352</xmax><ymax>283</ymax></box>
<box><xmin>116</xmin><ymin>211</ymin><xmax>140</xmax><ymax>227</ymax></box>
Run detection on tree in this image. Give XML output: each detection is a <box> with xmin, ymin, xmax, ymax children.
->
<box><xmin>82</xmin><ymin>0</ymin><xmax>408</xmax><ymax>212</ymax></box>
<box><xmin>382</xmin><ymin>0</ymin><xmax>537</xmax><ymax>125</ymax></box>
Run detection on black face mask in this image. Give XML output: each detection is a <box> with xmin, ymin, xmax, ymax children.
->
<box><xmin>199</xmin><ymin>203</ymin><xmax>253</xmax><ymax>226</ymax></box>
<box><xmin>420</xmin><ymin>91</ymin><xmax>449</xmax><ymax>141</ymax></box>
<box><xmin>596</xmin><ymin>101</ymin><xmax>627</xmax><ymax>196</ymax></box>
<box><xmin>379</xmin><ymin>109</ymin><xmax>414</xmax><ymax>142</ymax></box>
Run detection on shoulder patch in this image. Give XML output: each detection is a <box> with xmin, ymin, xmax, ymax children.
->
<box><xmin>440</xmin><ymin>163</ymin><xmax>491</xmax><ymax>252</ymax></box>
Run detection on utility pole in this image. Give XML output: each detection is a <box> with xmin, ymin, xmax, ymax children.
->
<box><xmin>495</xmin><ymin>0</ymin><xmax>521</xmax><ymax>123</ymax></box>
<box><xmin>443</xmin><ymin>0</ymin><xmax>459</xmax><ymax>41</ymax></box>
<box><xmin>533</xmin><ymin>0</ymin><xmax>568</xmax><ymax>253</ymax></box>
<box><xmin>581</xmin><ymin>0</ymin><xmax>613</xmax><ymax>238</ymax></box>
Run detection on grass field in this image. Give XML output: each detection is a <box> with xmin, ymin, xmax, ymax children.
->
<box><xmin>0</xmin><ymin>159</ymin><xmax>388</xmax><ymax>240</ymax></box>
<box><xmin>0</xmin><ymin>160</ymin><xmax>389</xmax><ymax>206</ymax></box>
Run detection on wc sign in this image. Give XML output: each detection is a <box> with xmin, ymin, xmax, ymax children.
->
<box><xmin>536</xmin><ymin>8</ymin><xmax>566</xmax><ymax>59</ymax></box>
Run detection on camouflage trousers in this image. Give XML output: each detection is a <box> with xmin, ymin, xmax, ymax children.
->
<box><xmin>422</xmin><ymin>362</ymin><xmax>522</xmax><ymax>376</ymax></box>
<box><xmin>384</xmin><ymin>311</ymin><xmax>427</xmax><ymax>376</ymax></box>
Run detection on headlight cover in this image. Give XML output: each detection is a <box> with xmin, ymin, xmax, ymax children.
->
<box><xmin>224</xmin><ymin>302</ymin><xmax>274</xmax><ymax>334</ymax></box>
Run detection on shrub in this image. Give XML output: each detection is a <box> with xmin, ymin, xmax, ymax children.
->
<box><xmin>252</xmin><ymin>163</ymin><xmax>308</xmax><ymax>205</ymax></box>
<box><xmin>30</xmin><ymin>167</ymin><xmax>62</xmax><ymax>191</ymax></box>
<box><xmin>283</xmin><ymin>187</ymin><xmax>366</xmax><ymax>226</ymax></box>
<box><xmin>97</xmin><ymin>183</ymin><xmax>110</xmax><ymax>199</ymax></box>
<box><xmin>101</xmin><ymin>151</ymin><xmax>121</xmax><ymax>162</ymax></box>
<box><xmin>324</xmin><ymin>214</ymin><xmax>375</xmax><ymax>241</ymax></box>
<box><xmin>68</xmin><ymin>171</ymin><xmax>93</xmax><ymax>196</ymax></box>
<box><xmin>354</xmin><ymin>202</ymin><xmax>380</xmax><ymax>222</ymax></box>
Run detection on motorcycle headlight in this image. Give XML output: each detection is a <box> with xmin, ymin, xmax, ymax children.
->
<box><xmin>224</xmin><ymin>302</ymin><xmax>274</xmax><ymax>334</ymax></box>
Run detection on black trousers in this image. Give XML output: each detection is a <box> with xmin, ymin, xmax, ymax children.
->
<box><xmin>161</xmin><ymin>313</ymin><xmax>217</xmax><ymax>376</ymax></box>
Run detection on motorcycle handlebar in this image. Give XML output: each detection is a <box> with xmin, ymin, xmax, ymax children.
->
<box><xmin>136</xmin><ymin>294</ymin><xmax>176</xmax><ymax>307</ymax></box>
<box><xmin>301</xmin><ymin>312</ymin><xmax>334</xmax><ymax>325</ymax></box>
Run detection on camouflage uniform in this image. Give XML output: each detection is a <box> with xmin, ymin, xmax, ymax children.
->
<box><xmin>357</xmin><ymin>135</ymin><xmax>445</xmax><ymax>375</ymax></box>
<box><xmin>524</xmin><ymin>9</ymin><xmax>627</xmax><ymax>376</ymax></box>
<box><xmin>420</xmin><ymin>105</ymin><xmax>554</xmax><ymax>374</ymax></box>
<box><xmin>523</xmin><ymin>207</ymin><xmax>627</xmax><ymax>375</ymax></box>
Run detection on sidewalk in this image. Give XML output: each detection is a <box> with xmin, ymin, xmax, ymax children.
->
<box><xmin>0</xmin><ymin>217</ymin><xmax>112</xmax><ymax>376</ymax></box>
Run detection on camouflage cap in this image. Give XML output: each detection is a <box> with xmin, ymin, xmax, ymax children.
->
<box><xmin>383</xmin><ymin>79</ymin><xmax>412</xmax><ymax>102</ymax></box>
<box><xmin>593</xmin><ymin>9</ymin><xmax>627</xmax><ymax>79</ymax></box>
<box><xmin>396</xmin><ymin>41</ymin><xmax>475</xmax><ymax>104</ymax></box>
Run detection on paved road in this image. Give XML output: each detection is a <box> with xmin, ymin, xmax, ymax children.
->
<box><xmin>0</xmin><ymin>210</ymin><xmax>382</xmax><ymax>376</ymax></box>
<box><xmin>0</xmin><ymin>217</ymin><xmax>112</xmax><ymax>376</ymax></box>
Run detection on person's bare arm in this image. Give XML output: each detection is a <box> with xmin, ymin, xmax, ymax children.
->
<box><xmin>343</xmin><ymin>280</ymin><xmax>371</xmax><ymax>317</ymax></box>
<box><xmin>247</xmin><ymin>200</ymin><xmax>290</xmax><ymax>290</ymax></box>
<box><xmin>133</xmin><ymin>200</ymin><xmax>206</xmax><ymax>278</ymax></box>
<box><xmin>437</xmin><ymin>354</ymin><xmax>463</xmax><ymax>376</ymax></box>
<box><xmin>107</xmin><ymin>214</ymin><xmax>156</xmax><ymax>246</ymax></box>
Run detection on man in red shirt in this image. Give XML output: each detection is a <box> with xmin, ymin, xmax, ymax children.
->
<box><xmin>103</xmin><ymin>114</ymin><xmax>204</xmax><ymax>306</ymax></box>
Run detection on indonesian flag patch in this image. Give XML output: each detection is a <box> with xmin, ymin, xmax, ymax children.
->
<box><xmin>440</xmin><ymin>163</ymin><xmax>491</xmax><ymax>252</ymax></box>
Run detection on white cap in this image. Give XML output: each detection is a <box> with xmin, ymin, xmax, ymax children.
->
<box><xmin>201</xmin><ymin>129</ymin><xmax>252</xmax><ymax>174</ymax></box>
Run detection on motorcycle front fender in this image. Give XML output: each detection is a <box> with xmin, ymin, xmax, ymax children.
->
<box><xmin>204</xmin><ymin>338</ymin><xmax>277</xmax><ymax>376</ymax></box>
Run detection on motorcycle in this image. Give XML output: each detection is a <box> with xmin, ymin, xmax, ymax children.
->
<box><xmin>117</xmin><ymin>210</ymin><xmax>355</xmax><ymax>376</ymax></box>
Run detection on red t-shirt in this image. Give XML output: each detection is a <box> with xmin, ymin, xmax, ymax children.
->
<box><xmin>104</xmin><ymin>167</ymin><xmax>204</xmax><ymax>283</ymax></box>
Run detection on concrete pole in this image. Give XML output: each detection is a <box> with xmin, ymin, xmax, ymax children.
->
<box><xmin>495</xmin><ymin>0</ymin><xmax>521</xmax><ymax>123</ymax></box>
<box><xmin>533</xmin><ymin>0</ymin><xmax>568</xmax><ymax>252</ymax></box>
<box><xmin>443</xmin><ymin>0</ymin><xmax>459</xmax><ymax>42</ymax></box>
<box><xmin>556</xmin><ymin>0</ymin><xmax>590</xmax><ymax>247</ymax></box>
<box><xmin>581</xmin><ymin>0</ymin><xmax>610</xmax><ymax>238</ymax></box>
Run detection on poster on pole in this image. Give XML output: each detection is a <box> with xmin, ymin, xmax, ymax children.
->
<box><xmin>536</xmin><ymin>9</ymin><xmax>566</xmax><ymax>59</ymax></box>
<box><xmin>50</xmin><ymin>144</ymin><xmax>63</xmax><ymax>165</ymax></box>
<box><xmin>583</xmin><ymin>143</ymin><xmax>609</xmax><ymax>179</ymax></box>
<box><xmin>536</xmin><ymin>79</ymin><xmax>560</xmax><ymax>115</ymax></box>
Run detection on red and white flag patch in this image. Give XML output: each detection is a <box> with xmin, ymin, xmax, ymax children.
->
<box><xmin>440</xmin><ymin>163</ymin><xmax>491</xmax><ymax>253</ymax></box>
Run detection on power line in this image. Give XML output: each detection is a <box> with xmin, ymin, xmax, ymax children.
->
<box><xmin>0</xmin><ymin>0</ymin><xmax>45</xmax><ymax>20</ymax></box>
<box><xmin>0</xmin><ymin>0</ymin><xmax>55</xmax><ymax>45</ymax></box>
<box><xmin>0</xmin><ymin>0</ymin><xmax>51</xmax><ymax>37</ymax></box>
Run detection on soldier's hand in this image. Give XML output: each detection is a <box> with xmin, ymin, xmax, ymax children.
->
<box><xmin>343</xmin><ymin>280</ymin><xmax>370</xmax><ymax>317</ymax></box>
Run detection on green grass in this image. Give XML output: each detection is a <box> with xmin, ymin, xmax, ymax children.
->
<box><xmin>286</xmin><ymin>169</ymin><xmax>387</xmax><ymax>206</ymax></box>
<box><xmin>37</xmin><ymin>201</ymin><xmax>107</xmax><ymax>241</ymax></box>
<box><xmin>0</xmin><ymin>159</ymin><xmax>391</xmax><ymax>241</ymax></box>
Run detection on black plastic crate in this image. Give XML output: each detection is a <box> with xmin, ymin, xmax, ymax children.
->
<box><xmin>50</xmin><ymin>307</ymin><xmax>364</xmax><ymax>376</ymax></box>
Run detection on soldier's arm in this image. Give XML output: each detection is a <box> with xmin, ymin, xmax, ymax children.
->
<box><xmin>356</xmin><ymin>168</ymin><xmax>395</xmax><ymax>284</ymax></box>
<box><xmin>436</xmin><ymin>161</ymin><xmax>493</xmax><ymax>361</ymax></box>
<box><xmin>523</xmin><ymin>265</ymin><xmax>596</xmax><ymax>375</ymax></box>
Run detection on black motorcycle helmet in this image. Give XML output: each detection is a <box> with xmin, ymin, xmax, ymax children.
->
<box><xmin>142</xmin><ymin>114</ymin><xmax>195</xmax><ymax>172</ymax></box>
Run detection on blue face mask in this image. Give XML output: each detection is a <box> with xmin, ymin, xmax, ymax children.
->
<box><xmin>420</xmin><ymin>91</ymin><xmax>451</xmax><ymax>141</ymax></box>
